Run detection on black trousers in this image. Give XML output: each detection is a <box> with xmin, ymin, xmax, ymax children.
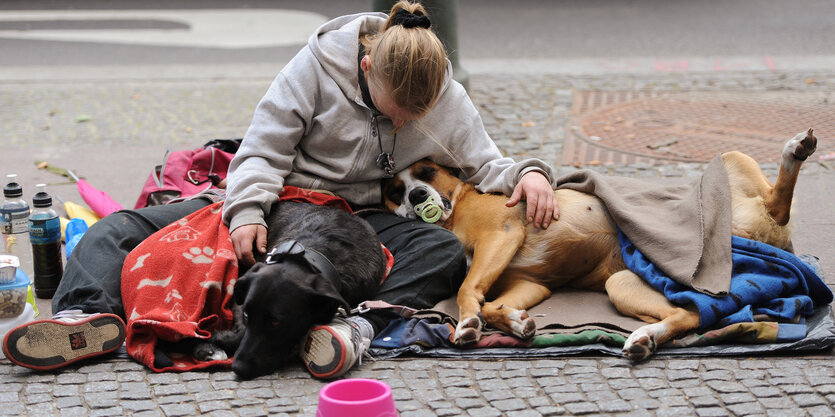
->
<box><xmin>53</xmin><ymin>198</ymin><xmax>466</xmax><ymax>334</ymax></box>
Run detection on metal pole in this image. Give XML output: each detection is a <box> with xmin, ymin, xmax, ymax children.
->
<box><xmin>372</xmin><ymin>0</ymin><xmax>469</xmax><ymax>91</ymax></box>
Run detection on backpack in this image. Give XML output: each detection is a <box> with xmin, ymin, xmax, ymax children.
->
<box><xmin>134</xmin><ymin>139</ymin><xmax>241</xmax><ymax>209</ymax></box>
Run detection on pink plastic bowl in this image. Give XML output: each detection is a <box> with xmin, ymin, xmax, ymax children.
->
<box><xmin>317</xmin><ymin>378</ymin><xmax>398</xmax><ymax>417</ymax></box>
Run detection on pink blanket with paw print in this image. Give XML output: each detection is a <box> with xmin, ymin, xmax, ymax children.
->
<box><xmin>121</xmin><ymin>200</ymin><xmax>237</xmax><ymax>372</ymax></box>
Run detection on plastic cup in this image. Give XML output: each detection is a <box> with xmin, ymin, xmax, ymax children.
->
<box><xmin>317</xmin><ymin>378</ymin><xmax>398</xmax><ymax>417</ymax></box>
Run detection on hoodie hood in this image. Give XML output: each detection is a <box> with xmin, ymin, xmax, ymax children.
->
<box><xmin>307</xmin><ymin>12</ymin><xmax>453</xmax><ymax>107</ymax></box>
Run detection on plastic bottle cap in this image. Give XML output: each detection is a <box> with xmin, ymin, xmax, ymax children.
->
<box><xmin>32</xmin><ymin>184</ymin><xmax>52</xmax><ymax>208</ymax></box>
<box><xmin>3</xmin><ymin>174</ymin><xmax>23</xmax><ymax>198</ymax></box>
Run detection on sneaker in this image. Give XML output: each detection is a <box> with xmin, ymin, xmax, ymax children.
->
<box><xmin>2</xmin><ymin>310</ymin><xmax>126</xmax><ymax>371</ymax></box>
<box><xmin>300</xmin><ymin>316</ymin><xmax>371</xmax><ymax>379</ymax></box>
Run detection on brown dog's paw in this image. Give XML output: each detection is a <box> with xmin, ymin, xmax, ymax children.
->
<box><xmin>622</xmin><ymin>336</ymin><xmax>655</xmax><ymax>361</ymax></box>
<box><xmin>507</xmin><ymin>309</ymin><xmax>536</xmax><ymax>340</ymax></box>
<box><xmin>454</xmin><ymin>316</ymin><xmax>483</xmax><ymax>346</ymax></box>
<box><xmin>622</xmin><ymin>324</ymin><xmax>661</xmax><ymax>361</ymax></box>
<box><xmin>795</xmin><ymin>129</ymin><xmax>818</xmax><ymax>160</ymax></box>
<box><xmin>784</xmin><ymin>129</ymin><xmax>818</xmax><ymax>163</ymax></box>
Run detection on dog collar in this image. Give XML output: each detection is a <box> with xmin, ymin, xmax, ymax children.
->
<box><xmin>265</xmin><ymin>240</ymin><xmax>340</xmax><ymax>285</ymax></box>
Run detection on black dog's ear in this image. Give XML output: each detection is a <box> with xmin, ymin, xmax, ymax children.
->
<box><xmin>306</xmin><ymin>276</ymin><xmax>351</xmax><ymax>324</ymax></box>
<box><xmin>233</xmin><ymin>273</ymin><xmax>252</xmax><ymax>306</ymax></box>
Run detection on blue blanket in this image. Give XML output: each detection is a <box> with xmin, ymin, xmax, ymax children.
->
<box><xmin>619</xmin><ymin>231</ymin><xmax>833</xmax><ymax>331</ymax></box>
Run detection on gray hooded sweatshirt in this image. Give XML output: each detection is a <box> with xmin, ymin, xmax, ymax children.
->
<box><xmin>223</xmin><ymin>12</ymin><xmax>555</xmax><ymax>232</ymax></box>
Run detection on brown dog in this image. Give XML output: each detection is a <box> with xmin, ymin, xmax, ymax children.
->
<box><xmin>382</xmin><ymin>130</ymin><xmax>817</xmax><ymax>360</ymax></box>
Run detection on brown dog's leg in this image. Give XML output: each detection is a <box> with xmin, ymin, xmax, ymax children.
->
<box><xmin>456</xmin><ymin>229</ymin><xmax>526</xmax><ymax>345</ymax></box>
<box><xmin>722</xmin><ymin>129</ymin><xmax>816</xmax><ymax>248</ymax></box>
<box><xmin>482</xmin><ymin>277</ymin><xmax>552</xmax><ymax>340</ymax></box>
<box><xmin>605</xmin><ymin>270</ymin><xmax>700</xmax><ymax>361</ymax></box>
<box><xmin>766</xmin><ymin>129</ymin><xmax>817</xmax><ymax>225</ymax></box>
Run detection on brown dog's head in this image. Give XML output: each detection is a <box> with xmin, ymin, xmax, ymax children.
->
<box><xmin>381</xmin><ymin>160</ymin><xmax>461</xmax><ymax>224</ymax></box>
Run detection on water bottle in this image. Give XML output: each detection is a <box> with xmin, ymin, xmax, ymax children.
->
<box><xmin>1</xmin><ymin>174</ymin><xmax>34</xmax><ymax>279</ymax></box>
<box><xmin>29</xmin><ymin>184</ymin><xmax>63</xmax><ymax>298</ymax></box>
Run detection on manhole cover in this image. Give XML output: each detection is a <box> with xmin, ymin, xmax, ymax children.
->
<box><xmin>563</xmin><ymin>90</ymin><xmax>835</xmax><ymax>166</ymax></box>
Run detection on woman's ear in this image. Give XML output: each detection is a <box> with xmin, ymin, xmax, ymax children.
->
<box><xmin>361</xmin><ymin>55</ymin><xmax>371</xmax><ymax>73</ymax></box>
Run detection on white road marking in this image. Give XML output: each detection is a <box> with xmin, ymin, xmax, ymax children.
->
<box><xmin>0</xmin><ymin>10</ymin><xmax>327</xmax><ymax>49</ymax></box>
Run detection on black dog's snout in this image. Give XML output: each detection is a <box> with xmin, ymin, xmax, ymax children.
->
<box><xmin>408</xmin><ymin>186</ymin><xmax>430</xmax><ymax>206</ymax></box>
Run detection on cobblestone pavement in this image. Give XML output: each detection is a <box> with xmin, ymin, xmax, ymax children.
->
<box><xmin>1</xmin><ymin>70</ymin><xmax>835</xmax><ymax>416</ymax></box>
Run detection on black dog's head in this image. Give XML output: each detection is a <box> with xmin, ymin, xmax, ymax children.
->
<box><xmin>229</xmin><ymin>258</ymin><xmax>348</xmax><ymax>379</ymax></box>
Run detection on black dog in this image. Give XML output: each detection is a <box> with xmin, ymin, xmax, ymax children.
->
<box><xmin>190</xmin><ymin>201</ymin><xmax>386</xmax><ymax>379</ymax></box>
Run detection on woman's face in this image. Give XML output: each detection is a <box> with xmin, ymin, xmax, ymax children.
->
<box><xmin>369</xmin><ymin>84</ymin><xmax>421</xmax><ymax>128</ymax></box>
<box><xmin>362</xmin><ymin>55</ymin><xmax>423</xmax><ymax>128</ymax></box>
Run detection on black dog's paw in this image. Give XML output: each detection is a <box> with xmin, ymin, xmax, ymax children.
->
<box><xmin>153</xmin><ymin>348</ymin><xmax>175</xmax><ymax>369</ymax></box>
<box><xmin>193</xmin><ymin>341</ymin><xmax>229</xmax><ymax>361</ymax></box>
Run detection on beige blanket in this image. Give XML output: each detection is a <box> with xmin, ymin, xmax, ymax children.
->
<box><xmin>555</xmin><ymin>155</ymin><xmax>732</xmax><ymax>296</ymax></box>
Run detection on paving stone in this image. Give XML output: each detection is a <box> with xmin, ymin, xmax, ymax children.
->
<box><xmin>492</xmin><ymin>398</ymin><xmax>528</xmax><ymax>411</ymax></box>
<box><xmin>120</xmin><ymin>382</ymin><xmax>152</xmax><ymax>399</ymax></box>
<box><xmin>629</xmin><ymin>398</ymin><xmax>662</xmax><ymax>410</ymax></box>
<box><xmin>726</xmin><ymin>402</ymin><xmax>765</xmax><ymax>416</ymax></box>
<box><xmin>536</xmin><ymin>405</ymin><xmax>568</xmax><ymax>416</ymax></box>
<box><xmin>791</xmin><ymin>393</ymin><xmax>827</xmax><ymax>407</ymax></box>
<box><xmin>596</xmin><ymin>399</ymin><xmax>632</xmax><ymax>413</ymax></box>
<box><xmin>688</xmin><ymin>395</ymin><xmax>721</xmax><ymax>407</ymax></box>
<box><xmin>483</xmin><ymin>390</ymin><xmax>515</xmax><ymax>402</ymax></box>
<box><xmin>695</xmin><ymin>407</ymin><xmax>731</xmax><ymax>417</ymax></box>
<box><xmin>765</xmin><ymin>410</ymin><xmax>800</xmax><ymax>417</ymax></box>
<box><xmin>512</xmin><ymin>387</ymin><xmax>542</xmax><ymax>399</ymax></box>
<box><xmin>702</xmin><ymin>370</ymin><xmax>734</xmax><ymax>381</ymax></box>
<box><xmin>455</xmin><ymin>398</ymin><xmax>489</xmax><ymax>409</ymax></box>
<box><xmin>750</xmin><ymin>386</ymin><xmax>783</xmax><ymax>398</ymax></box>
<box><xmin>782</xmin><ymin>383</ymin><xmax>815</xmax><ymax>394</ymax></box>
<box><xmin>617</xmin><ymin>387</ymin><xmax>650</xmax><ymax>400</ymax></box>
<box><xmin>720</xmin><ymin>392</ymin><xmax>757</xmax><ymax>404</ymax></box>
<box><xmin>157</xmin><ymin>394</ymin><xmax>193</xmax><ymax>405</ymax></box>
<box><xmin>602</xmin><ymin>367</ymin><xmax>632</xmax><ymax>378</ymax></box>
<box><xmin>609</xmin><ymin>378</ymin><xmax>641</xmax><ymax>389</ymax></box>
<box><xmin>90</xmin><ymin>407</ymin><xmax>124</xmax><ymax>417</ymax></box>
<box><xmin>548</xmin><ymin>392</ymin><xmax>585</xmax><ymax>404</ymax></box>
<box><xmin>540</xmin><ymin>380</ymin><xmax>577</xmax><ymax>393</ymax></box>
<box><xmin>467</xmin><ymin>406</ymin><xmax>503</xmax><ymax>417</ymax></box>
<box><xmin>706</xmin><ymin>380</ymin><xmax>747</xmax><ymax>393</ymax></box>
<box><xmin>121</xmin><ymin>400</ymin><xmax>159</xmax><ymax>412</ymax></box>
<box><xmin>759</xmin><ymin>396</ymin><xmax>798</xmax><ymax>409</ymax></box>
<box><xmin>655</xmin><ymin>406</ymin><xmax>696</xmax><ymax>417</ymax></box>
<box><xmin>562</xmin><ymin>401</ymin><xmax>599</xmax><ymax>415</ymax></box>
<box><xmin>435</xmin><ymin>408</ymin><xmax>465</xmax><ymax>417</ymax></box>
<box><xmin>56</xmin><ymin>395</ymin><xmax>84</xmax><ymax>408</ymax></box>
<box><xmin>160</xmin><ymin>403</ymin><xmax>199</xmax><ymax>417</ymax></box>
<box><xmin>153</xmin><ymin>383</ymin><xmax>188</xmax><ymax>396</ymax></box>
<box><xmin>806</xmin><ymin>405</ymin><xmax>835</xmax><ymax>417</ymax></box>
<box><xmin>506</xmin><ymin>410</ymin><xmax>543</xmax><ymax>417</ymax></box>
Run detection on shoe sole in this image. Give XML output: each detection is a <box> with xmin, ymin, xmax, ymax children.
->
<box><xmin>2</xmin><ymin>314</ymin><xmax>126</xmax><ymax>371</ymax></box>
<box><xmin>301</xmin><ymin>325</ymin><xmax>346</xmax><ymax>379</ymax></box>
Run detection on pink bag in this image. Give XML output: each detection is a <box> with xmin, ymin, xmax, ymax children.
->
<box><xmin>134</xmin><ymin>141</ymin><xmax>238</xmax><ymax>209</ymax></box>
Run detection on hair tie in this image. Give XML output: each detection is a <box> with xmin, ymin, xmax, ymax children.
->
<box><xmin>393</xmin><ymin>9</ymin><xmax>431</xmax><ymax>29</ymax></box>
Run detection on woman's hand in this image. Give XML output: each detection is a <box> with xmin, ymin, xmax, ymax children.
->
<box><xmin>231</xmin><ymin>224</ymin><xmax>268</xmax><ymax>266</ymax></box>
<box><xmin>506</xmin><ymin>171</ymin><xmax>559</xmax><ymax>229</ymax></box>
